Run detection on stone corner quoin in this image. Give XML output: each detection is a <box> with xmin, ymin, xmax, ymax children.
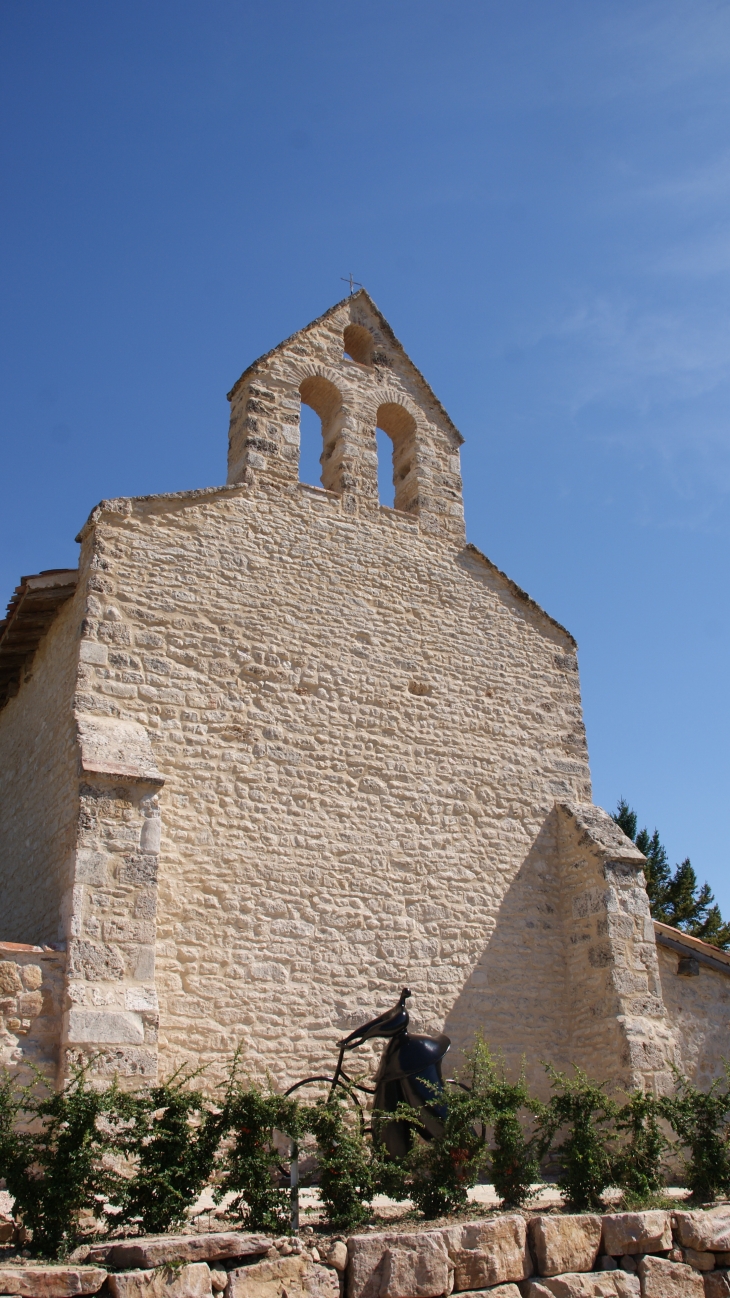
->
<box><xmin>0</xmin><ymin>289</ymin><xmax>721</xmax><ymax>1093</ymax></box>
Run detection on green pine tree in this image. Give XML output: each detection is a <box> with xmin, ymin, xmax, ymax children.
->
<box><xmin>613</xmin><ymin>800</ymin><xmax>730</xmax><ymax>950</ymax></box>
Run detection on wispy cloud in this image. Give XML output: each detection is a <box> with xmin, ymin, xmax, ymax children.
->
<box><xmin>652</xmin><ymin>228</ymin><xmax>730</xmax><ymax>277</ymax></box>
<box><xmin>547</xmin><ymin>296</ymin><xmax>730</xmax><ymax>412</ymax></box>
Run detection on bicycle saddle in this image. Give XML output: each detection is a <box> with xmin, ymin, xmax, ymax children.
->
<box><xmin>374</xmin><ymin>1030</ymin><xmax>451</xmax><ymax>1084</ymax></box>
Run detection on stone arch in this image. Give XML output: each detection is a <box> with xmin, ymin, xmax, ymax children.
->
<box><xmin>376</xmin><ymin>403</ymin><xmax>417</xmax><ymax>513</ymax></box>
<box><xmin>363</xmin><ymin>390</ymin><xmax>422</xmax><ymax>515</ymax></box>
<box><xmin>299</xmin><ymin>374</ymin><xmax>342</xmax><ymax>425</ymax></box>
<box><xmin>343</xmin><ymin>323</ymin><xmax>374</xmax><ymax>366</ymax></box>
<box><xmin>296</xmin><ymin>369</ymin><xmax>345</xmax><ymax>493</ymax></box>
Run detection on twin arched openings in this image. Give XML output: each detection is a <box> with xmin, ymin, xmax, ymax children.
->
<box><xmin>298</xmin><ymin>376</ymin><xmax>417</xmax><ymax>511</ymax></box>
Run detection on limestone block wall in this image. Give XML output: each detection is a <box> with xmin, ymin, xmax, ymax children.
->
<box><xmin>71</xmin><ymin>475</ymin><xmax>617</xmax><ymax>1096</ymax></box>
<box><xmin>656</xmin><ymin>934</ymin><xmax>730</xmax><ymax>1090</ymax></box>
<box><xmin>0</xmin><ymin>592</ymin><xmax>83</xmax><ymax>945</ymax></box>
<box><xmin>0</xmin><ymin>941</ymin><xmax>66</xmax><ymax>1086</ymax></box>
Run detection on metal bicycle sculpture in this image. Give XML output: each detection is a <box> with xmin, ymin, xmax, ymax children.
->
<box><xmin>284</xmin><ymin>988</ymin><xmax>452</xmax><ymax>1227</ymax></box>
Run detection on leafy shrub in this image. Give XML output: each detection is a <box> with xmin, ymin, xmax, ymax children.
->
<box><xmin>217</xmin><ymin>1080</ymin><xmax>302</xmax><ymax>1233</ymax></box>
<box><xmin>540</xmin><ymin>1066</ymin><xmax>618</xmax><ymax>1211</ymax></box>
<box><xmin>117</xmin><ymin>1070</ymin><xmax>224</xmax><ymax>1235</ymax></box>
<box><xmin>378</xmin><ymin>1036</ymin><xmax>497</xmax><ymax>1218</ymax></box>
<box><xmin>613</xmin><ymin>1089</ymin><xmax>667</xmax><ymax>1200</ymax></box>
<box><xmin>307</xmin><ymin>1094</ymin><xmax>373</xmax><ymax>1231</ymax></box>
<box><xmin>402</xmin><ymin>1092</ymin><xmax>486</xmax><ymax>1218</ymax></box>
<box><xmin>0</xmin><ymin>1064</ymin><xmax>131</xmax><ymax>1258</ymax></box>
<box><xmin>660</xmin><ymin>1068</ymin><xmax>730</xmax><ymax>1202</ymax></box>
<box><xmin>485</xmin><ymin>1063</ymin><xmax>546</xmax><ymax>1207</ymax></box>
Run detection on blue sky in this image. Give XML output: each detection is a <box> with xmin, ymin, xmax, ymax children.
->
<box><xmin>1</xmin><ymin>2</ymin><xmax>728</xmax><ymax>908</ymax></box>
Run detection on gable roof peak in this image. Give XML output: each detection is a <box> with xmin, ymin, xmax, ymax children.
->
<box><xmin>227</xmin><ymin>290</ymin><xmax>462</xmax><ymax>444</ymax></box>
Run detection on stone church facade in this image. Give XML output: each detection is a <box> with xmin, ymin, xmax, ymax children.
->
<box><xmin>0</xmin><ymin>291</ymin><xmax>726</xmax><ymax>1095</ymax></box>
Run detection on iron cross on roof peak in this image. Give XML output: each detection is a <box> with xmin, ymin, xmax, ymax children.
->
<box><xmin>341</xmin><ymin>273</ymin><xmax>363</xmax><ymax>296</ymax></box>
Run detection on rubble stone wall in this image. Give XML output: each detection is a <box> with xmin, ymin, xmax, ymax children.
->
<box><xmin>0</xmin><ymin>593</ymin><xmax>83</xmax><ymax>945</ymax></box>
<box><xmin>71</xmin><ymin>471</ymin><xmax>616</xmax><ymax>1095</ymax></box>
<box><xmin>0</xmin><ymin>942</ymin><xmax>66</xmax><ymax>1085</ymax></box>
<box><xmin>657</xmin><ymin>942</ymin><xmax>730</xmax><ymax>1089</ymax></box>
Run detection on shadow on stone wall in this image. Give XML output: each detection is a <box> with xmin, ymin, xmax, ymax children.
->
<box><xmin>442</xmin><ymin>808</ymin><xmax>571</xmax><ymax>1099</ymax></box>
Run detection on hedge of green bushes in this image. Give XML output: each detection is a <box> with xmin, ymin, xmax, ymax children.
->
<box><xmin>2</xmin><ymin>1040</ymin><xmax>730</xmax><ymax>1259</ymax></box>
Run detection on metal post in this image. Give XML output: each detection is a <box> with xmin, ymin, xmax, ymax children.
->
<box><xmin>290</xmin><ymin>1139</ymin><xmax>299</xmax><ymax>1235</ymax></box>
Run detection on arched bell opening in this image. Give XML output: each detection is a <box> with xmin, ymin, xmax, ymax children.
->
<box><xmin>375</xmin><ymin>402</ymin><xmax>418</xmax><ymax>513</ymax></box>
<box><xmin>299</xmin><ymin>375</ymin><xmax>344</xmax><ymax>493</ymax></box>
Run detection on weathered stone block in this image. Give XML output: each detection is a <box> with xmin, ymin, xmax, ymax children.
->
<box><xmin>0</xmin><ymin>1265</ymin><xmax>107</xmax><ymax>1296</ymax></box>
<box><xmin>519</xmin><ymin>1278</ymin><xmax>613</xmax><ymax>1297</ymax></box>
<box><xmin>597</xmin><ymin>1279</ymin><xmax>638</xmax><ymax>1298</ymax></box>
<box><xmin>683</xmin><ymin>1248</ymin><xmax>715</xmax><ymax>1271</ymax></box>
<box><xmin>17</xmin><ymin>988</ymin><xmax>42</xmax><ymax>1015</ymax></box>
<box><xmin>521</xmin><ymin>1276</ymin><xmax>639</xmax><ymax>1298</ymax></box>
<box><xmin>21</xmin><ymin>963</ymin><xmax>43</xmax><ymax>989</ymax></box>
<box><xmin>380</xmin><ymin>1243</ymin><xmax>450</xmax><ymax>1298</ymax></box>
<box><xmin>347</xmin><ymin>1232</ymin><xmax>450</xmax><ymax>1298</ymax></box>
<box><xmin>225</xmin><ymin>1256</ymin><xmax>339</xmax><ymax>1298</ymax></box>
<box><xmin>79</xmin><ymin>641</ymin><xmax>108</xmax><ymax>665</ymax></box>
<box><xmin>528</xmin><ymin>1215</ymin><xmax>602</xmax><ymax>1276</ymax></box>
<box><xmin>68</xmin><ymin>939</ymin><xmax>125</xmax><ymax>982</ymax></box>
<box><xmin>460</xmin><ymin>1287</ymin><xmax>521</xmax><ymax>1297</ymax></box>
<box><xmin>637</xmin><ymin>1255</ymin><xmax>704</xmax><ymax>1297</ymax></box>
<box><xmin>705</xmin><ymin>1271</ymin><xmax>730</xmax><ymax>1297</ymax></box>
<box><xmin>675</xmin><ymin>1209</ymin><xmax>730</xmax><ymax>1253</ymax></box>
<box><xmin>443</xmin><ymin>1215</ymin><xmax>532</xmax><ymax>1290</ymax></box>
<box><xmin>600</xmin><ymin>1210</ymin><xmax>671</xmax><ymax>1256</ymax></box>
<box><xmin>319</xmin><ymin>1242</ymin><xmax>348</xmax><ymax>1272</ymax></box>
<box><xmin>65</xmin><ymin>1008</ymin><xmax>144</xmax><ymax>1043</ymax></box>
<box><xmin>0</xmin><ymin>961</ymin><xmax>22</xmax><ymax>994</ymax></box>
<box><xmin>86</xmin><ymin>1232</ymin><xmax>271</xmax><ymax>1269</ymax></box>
<box><xmin>107</xmin><ymin>1264</ymin><xmax>212</xmax><ymax>1298</ymax></box>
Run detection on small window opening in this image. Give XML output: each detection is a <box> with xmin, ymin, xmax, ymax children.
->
<box><xmin>299</xmin><ymin>403</ymin><xmax>324</xmax><ymax>487</ymax></box>
<box><xmin>343</xmin><ymin>324</ymin><xmax>374</xmax><ymax>366</ymax></box>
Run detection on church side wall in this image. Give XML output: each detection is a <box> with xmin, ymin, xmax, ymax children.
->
<box><xmin>0</xmin><ymin>594</ymin><xmax>81</xmax><ymax>945</ymax></box>
<box><xmin>657</xmin><ymin>943</ymin><xmax>730</xmax><ymax>1089</ymax></box>
<box><xmin>75</xmin><ymin>482</ymin><xmax>594</xmax><ymax>1095</ymax></box>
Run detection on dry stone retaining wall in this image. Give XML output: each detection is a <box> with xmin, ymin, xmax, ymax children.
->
<box><xmin>6</xmin><ymin>1210</ymin><xmax>730</xmax><ymax>1298</ymax></box>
